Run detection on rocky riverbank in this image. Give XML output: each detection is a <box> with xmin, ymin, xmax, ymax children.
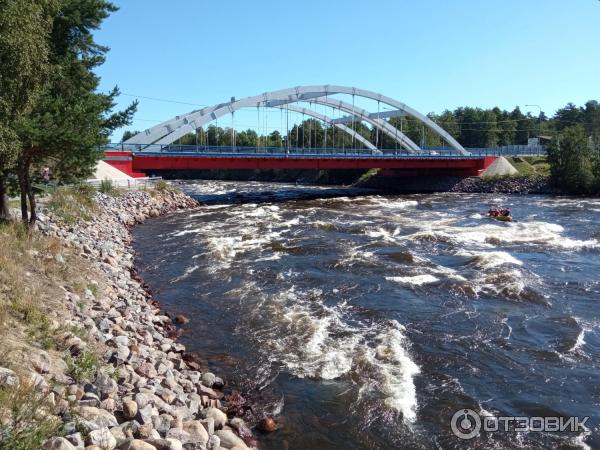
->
<box><xmin>449</xmin><ymin>175</ymin><xmax>561</xmax><ymax>194</ymax></box>
<box><xmin>0</xmin><ymin>188</ymin><xmax>260</xmax><ymax>450</ymax></box>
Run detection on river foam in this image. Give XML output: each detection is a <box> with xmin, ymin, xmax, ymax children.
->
<box><xmin>242</xmin><ymin>283</ymin><xmax>421</xmax><ymax>422</ymax></box>
<box><xmin>133</xmin><ymin>186</ymin><xmax>600</xmax><ymax>450</ymax></box>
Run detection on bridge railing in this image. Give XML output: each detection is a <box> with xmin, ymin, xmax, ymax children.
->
<box><xmin>423</xmin><ymin>144</ymin><xmax>546</xmax><ymax>157</ymax></box>
<box><xmin>99</xmin><ymin>143</ymin><xmax>546</xmax><ymax>157</ymax></box>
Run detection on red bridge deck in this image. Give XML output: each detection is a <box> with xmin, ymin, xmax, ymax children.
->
<box><xmin>104</xmin><ymin>151</ymin><xmax>496</xmax><ymax>178</ymax></box>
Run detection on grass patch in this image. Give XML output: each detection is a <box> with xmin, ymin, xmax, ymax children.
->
<box><xmin>99</xmin><ymin>179</ymin><xmax>124</xmax><ymax>197</ymax></box>
<box><xmin>154</xmin><ymin>180</ymin><xmax>172</xmax><ymax>192</ymax></box>
<box><xmin>148</xmin><ymin>179</ymin><xmax>174</xmax><ymax>197</ymax></box>
<box><xmin>47</xmin><ymin>184</ymin><xmax>97</xmax><ymax>224</ymax></box>
<box><xmin>506</xmin><ymin>156</ymin><xmax>550</xmax><ymax>177</ymax></box>
<box><xmin>0</xmin><ymin>220</ymin><xmax>99</xmax><ymax>359</ymax></box>
<box><xmin>0</xmin><ymin>222</ymin><xmax>65</xmax><ymax>351</ymax></box>
<box><xmin>15</xmin><ymin>302</ymin><xmax>55</xmax><ymax>351</ymax></box>
<box><xmin>353</xmin><ymin>169</ymin><xmax>379</xmax><ymax>185</ymax></box>
<box><xmin>525</xmin><ymin>156</ymin><xmax>551</xmax><ymax>176</ymax></box>
<box><xmin>64</xmin><ymin>352</ymin><xmax>98</xmax><ymax>383</ymax></box>
<box><xmin>0</xmin><ymin>383</ymin><xmax>62</xmax><ymax>450</ymax></box>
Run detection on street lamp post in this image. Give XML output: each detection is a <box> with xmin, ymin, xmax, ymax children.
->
<box><xmin>525</xmin><ymin>104</ymin><xmax>542</xmax><ymax>146</ymax></box>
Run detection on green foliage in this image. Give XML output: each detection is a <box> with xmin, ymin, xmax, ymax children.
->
<box><xmin>154</xmin><ymin>180</ymin><xmax>171</xmax><ymax>191</ymax></box>
<box><xmin>547</xmin><ymin>125</ymin><xmax>598</xmax><ymax>194</ymax></box>
<box><xmin>0</xmin><ymin>221</ymin><xmax>57</xmax><ymax>347</ymax></box>
<box><xmin>99</xmin><ymin>178</ymin><xmax>121</xmax><ymax>196</ymax></box>
<box><xmin>64</xmin><ymin>351</ymin><xmax>98</xmax><ymax>383</ymax></box>
<box><xmin>0</xmin><ymin>0</ymin><xmax>55</xmax><ymax>220</ymax></box>
<box><xmin>6</xmin><ymin>0</ymin><xmax>137</xmax><ymax>224</ymax></box>
<box><xmin>47</xmin><ymin>185</ymin><xmax>97</xmax><ymax>224</ymax></box>
<box><xmin>354</xmin><ymin>169</ymin><xmax>380</xmax><ymax>185</ymax></box>
<box><xmin>505</xmin><ymin>157</ymin><xmax>550</xmax><ymax>177</ymax></box>
<box><xmin>0</xmin><ymin>384</ymin><xmax>61</xmax><ymax>450</ymax></box>
<box><xmin>121</xmin><ymin>130</ymin><xmax>141</xmax><ymax>142</ymax></box>
<box><xmin>10</xmin><ymin>299</ymin><xmax>57</xmax><ymax>350</ymax></box>
<box><xmin>0</xmin><ymin>0</ymin><xmax>53</xmax><ymax>167</ymax></box>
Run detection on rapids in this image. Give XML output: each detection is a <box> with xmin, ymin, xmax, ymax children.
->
<box><xmin>133</xmin><ymin>181</ymin><xmax>600</xmax><ymax>450</ymax></box>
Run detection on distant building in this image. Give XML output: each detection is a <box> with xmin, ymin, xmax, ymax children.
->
<box><xmin>528</xmin><ymin>136</ymin><xmax>553</xmax><ymax>147</ymax></box>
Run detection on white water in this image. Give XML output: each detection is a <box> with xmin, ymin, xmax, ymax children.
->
<box><xmin>136</xmin><ymin>185</ymin><xmax>600</xmax><ymax>450</ymax></box>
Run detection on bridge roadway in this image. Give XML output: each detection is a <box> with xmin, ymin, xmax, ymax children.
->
<box><xmin>104</xmin><ymin>146</ymin><xmax>507</xmax><ymax>178</ymax></box>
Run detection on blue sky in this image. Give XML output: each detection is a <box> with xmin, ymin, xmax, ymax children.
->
<box><xmin>95</xmin><ymin>0</ymin><xmax>600</xmax><ymax>141</ymax></box>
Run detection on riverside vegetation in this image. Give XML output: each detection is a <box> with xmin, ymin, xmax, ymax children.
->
<box><xmin>0</xmin><ymin>0</ymin><xmax>136</xmax><ymax>225</ymax></box>
<box><xmin>2</xmin><ymin>184</ymin><xmax>264</xmax><ymax>450</ymax></box>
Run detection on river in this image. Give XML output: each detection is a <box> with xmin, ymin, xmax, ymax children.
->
<box><xmin>132</xmin><ymin>181</ymin><xmax>599</xmax><ymax>450</ymax></box>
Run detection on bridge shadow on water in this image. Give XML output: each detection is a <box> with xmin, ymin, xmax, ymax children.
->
<box><xmin>175</xmin><ymin>181</ymin><xmax>379</xmax><ymax>205</ymax></box>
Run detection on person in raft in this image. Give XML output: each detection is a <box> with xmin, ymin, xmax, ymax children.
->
<box><xmin>488</xmin><ymin>207</ymin><xmax>511</xmax><ymax>217</ymax></box>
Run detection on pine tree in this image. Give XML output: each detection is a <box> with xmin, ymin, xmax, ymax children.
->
<box><xmin>0</xmin><ymin>0</ymin><xmax>53</xmax><ymax>220</ymax></box>
<box><xmin>15</xmin><ymin>0</ymin><xmax>137</xmax><ymax>224</ymax></box>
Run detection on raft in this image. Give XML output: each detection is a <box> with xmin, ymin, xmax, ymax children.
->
<box><xmin>491</xmin><ymin>215</ymin><xmax>513</xmax><ymax>222</ymax></box>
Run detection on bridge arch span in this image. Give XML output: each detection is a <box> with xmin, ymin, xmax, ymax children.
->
<box><xmin>126</xmin><ymin>85</ymin><xmax>467</xmax><ymax>155</ymax></box>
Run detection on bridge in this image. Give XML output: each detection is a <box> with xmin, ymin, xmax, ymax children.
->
<box><xmin>104</xmin><ymin>85</ymin><xmax>545</xmax><ymax>178</ymax></box>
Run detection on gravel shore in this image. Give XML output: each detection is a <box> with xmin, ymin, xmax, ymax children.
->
<box><xmin>449</xmin><ymin>175</ymin><xmax>560</xmax><ymax>194</ymax></box>
<box><xmin>0</xmin><ymin>188</ymin><xmax>259</xmax><ymax>450</ymax></box>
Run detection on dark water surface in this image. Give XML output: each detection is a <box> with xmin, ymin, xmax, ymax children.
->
<box><xmin>133</xmin><ymin>181</ymin><xmax>600</xmax><ymax>449</ymax></box>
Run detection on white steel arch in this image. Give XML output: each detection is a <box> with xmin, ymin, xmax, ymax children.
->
<box><xmin>148</xmin><ymin>94</ymin><xmax>419</xmax><ymax>152</ymax></box>
<box><xmin>125</xmin><ymin>85</ymin><xmax>467</xmax><ymax>154</ymax></box>
<box><xmin>275</xmin><ymin>104</ymin><xmax>377</xmax><ymax>150</ymax></box>
<box><xmin>301</xmin><ymin>97</ymin><xmax>420</xmax><ymax>151</ymax></box>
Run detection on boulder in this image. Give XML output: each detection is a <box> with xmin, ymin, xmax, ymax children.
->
<box><xmin>32</xmin><ymin>351</ymin><xmax>51</xmax><ymax>374</ymax></box>
<box><xmin>182</xmin><ymin>420</ymin><xmax>208</xmax><ymax>445</ymax></box>
<box><xmin>123</xmin><ymin>400</ymin><xmax>138</xmax><ymax>420</ymax></box>
<box><xmin>136</xmin><ymin>403</ymin><xmax>154</xmax><ymax>425</ymax></box>
<box><xmin>200</xmin><ymin>372</ymin><xmax>215</xmax><ymax>387</ymax></box>
<box><xmin>116</xmin><ymin>440</ymin><xmax>157</xmax><ymax>450</ymax></box>
<box><xmin>136</xmin><ymin>363</ymin><xmax>157</xmax><ymax>379</ymax></box>
<box><xmin>215</xmin><ymin>430</ymin><xmax>247</xmax><ymax>449</ymax></box>
<box><xmin>165</xmin><ymin>428</ymin><xmax>190</xmax><ymax>444</ymax></box>
<box><xmin>173</xmin><ymin>315</ymin><xmax>189</xmax><ymax>325</ymax></box>
<box><xmin>0</xmin><ymin>367</ymin><xmax>19</xmax><ymax>388</ymax></box>
<box><xmin>42</xmin><ymin>437</ymin><xmax>76</xmax><ymax>450</ymax></box>
<box><xmin>142</xmin><ymin>439</ymin><xmax>182</xmax><ymax>450</ymax></box>
<box><xmin>152</xmin><ymin>414</ymin><xmax>173</xmax><ymax>434</ymax></box>
<box><xmin>86</xmin><ymin>427</ymin><xmax>117</xmax><ymax>450</ymax></box>
<box><xmin>202</xmin><ymin>407</ymin><xmax>227</xmax><ymax>429</ymax></box>
<box><xmin>256</xmin><ymin>417</ymin><xmax>277</xmax><ymax>433</ymax></box>
<box><xmin>96</xmin><ymin>372</ymin><xmax>118</xmax><ymax>397</ymax></box>
<box><xmin>65</xmin><ymin>432</ymin><xmax>85</xmax><ymax>448</ymax></box>
<box><xmin>206</xmin><ymin>435</ymin><xmax>220</xmax><ymax>450</ymax></box>
<box><xmin>76</xmin><ymin>406</ymin><xmax>119</xmax><ymax>428</ymax></box>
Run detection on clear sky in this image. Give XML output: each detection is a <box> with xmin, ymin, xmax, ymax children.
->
<box><xmin>95</xmin><ymin>0</ymin><xmax>600</xmax><ymax>141</ymax></box>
